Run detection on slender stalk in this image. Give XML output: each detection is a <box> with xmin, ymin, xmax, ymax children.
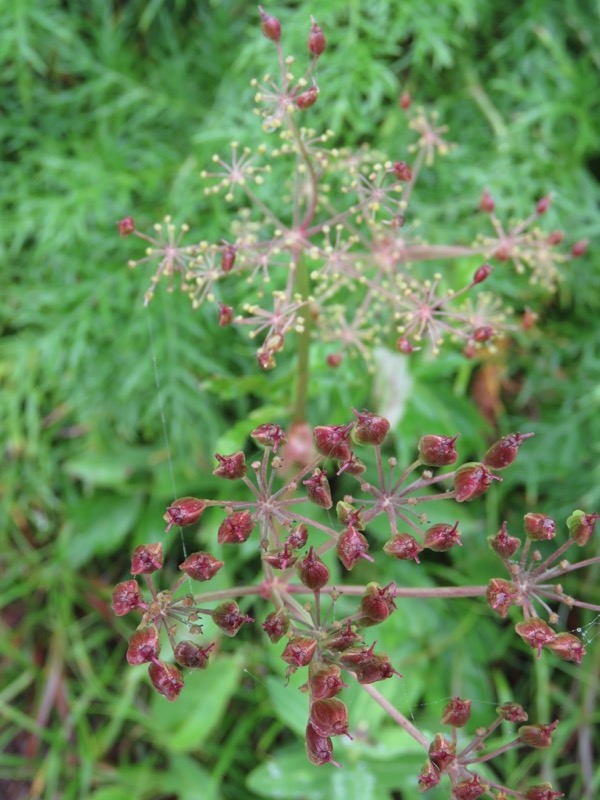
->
<box><xmin>359</xmin><ymin>683</ymin><xmax>429</xmax><ymax>749</ymax></box>
<box><xmin>291</xmin><ymin>255</ymin><xmax>311</xmax><ymax>424</ymax></box>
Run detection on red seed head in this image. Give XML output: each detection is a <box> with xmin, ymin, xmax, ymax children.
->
<box><xmin>327</xmin><ymin>352</ymin><xmax>343</xmax><ymax>367</ymax></box>
<box><xmin>286</xmin><ymin>524</ymin><xmax>309</xmax><ymax>550</ymax></box>
<box><xmin>251</xmin><ymin>422</ymin><xmax>287</xmax><ymax>453</ymax></box>
<box><xmin>567</xmin><ymin>510</ymin><xmax>599</xmax><ymax>546</ymax></box>
<box><xmin>281</xmin><ymin>636</ymin><xmax>317</xmax><ymax>667</ymax></box>
<box><xmin>454</xmin><ymin>462</ymin><xmax>501</xmax><ymax>502</ymax></box>
<box><xmin>497</xmin><ymin>702</ymin><xmax>528</xmax><ymax>723</ymax></box>
<box><xmin>358</xmin><ymin>582</ymin><xmax>397</xmax><ymax>625</ymax></box>
<box><xmin>305</xmin><ymin>723</ymin><xmax>340</xmax><ymax>768</ymax></box>
<box><xmin>479</xmin><ymin>190</ymin><xmax>495</xmax><ymax>213</ymax></box>
<box><xmin>308</xmin><ymin>16</ymin><xmax>326</xmax><ymax>56</ymax></box>
<box><xmin>473</xmin><ymin>325</ymin><xmax>494</xmax><ymax>343</ymax></box>
<box><xmin>313</xmin><ymin>423</ymin><xmax>354</xmax><ymax>460</ymax></box>
<box><xmin>428</xmin><ymin>733</ymin><xmax>456</xmax><ymax>771</ymax></box>
<box><xmin>336</xmin><ymin>453</ymin><xmax>366</xmax><ymax>476</ymax></box>
<box><xmin>417</xmin><ymin>760</ymin><xmax>441</xmax><ymax>791</ymax></box>
<box><xmin>392</xmin><ymin>160</ymin><xmax>412</xmax><ymax>182</ymax></box>
<box><xmin>351</xmin><ymin>408</ymin><xmax>390</xmax><ymax>446</ymax></box>
<box><xmin>218</xmin><ymin>302</ymin><xmax>234</xmax><ymax>327</ymax></box>
<box><xmin>536</xmin><ymin>195</ymin><xmax>551</xmax><ymax>214</ymax></box>
<box><xmin>547</xmin><ymin>230</ymin><xmax>564</xmax><ymax>245</ymax></box>
<box><xmin>354</xmin><ymin>653</ymin><xmax>401</xmax><ymax>684</ymax></box>
<box><xmin>423</xmin><ymin>521</ymin><xmax>461</xmax><ymax>552</ymax></box>
<box><xmin>111</xmin><ymin>580</ymin><xmax>143</xmax><ymax>616</ymax></box>
<box><xmin>297</xmin><ymin>547</ymin><xmax>330</xmax><ymax>590</ymax></box>
<box><xmin>336</xmin><ymin>501</ymin><xmax>365</xmax><ymax>530</ymax></box>
<box><xmin>262</xmin><ymin>608</ymin><xmax>290</xmax><ymax>643</ymax></box>
<box><xmin>418</xmin><ymin>433</ymin><xmax>459</xmax><ymax>466</ymax></box>
<box><xmin>303</xmin><ymin>468</ymin><xmax>333</xmax><ymax>509</ymax></box>
<box><xmin>221</xmin><ymin>244</ymin><xmax>236</xmax><ymax>272</ymax></box>
<box><xmin>179</xmin><ymin>551</ymin><xmax>224</xmax><ymax>582</ymax></box>
<box><xmin>515</xmin><ymin>619</ymin><xmax>557</xmax><ymax>658</ymax></box>
<box><xmin>488</xmin><ymin>521</ymin><xmax>521</xmax><ymax>559</ymax></box>
<box><xmin>295</xmin><ymin>86</ymin><xmax>319</xmax><ymax>109</ymax></box>
<box><xmin>217</xmin><ymin>510</ymin><xmax>255</xmax><ymax>544</ymax></box>
<box><xmin>323</xmin><ymin>619</ymin><xmax>361</xmax><ymax>651</ymax></box>
<box><xmin>174</xmin><ymin>641</ymin><xmax>214</xmax><ymax>669</ymax></box>
<box><xmin>257</xmin><ymin>347</ymin><xmax>276</xmax><ymax>370</ymax></box>
<box><xmin>524</xmin><ymin>783</ymin><xmax>564</xmax><ymax>800</ymax></box>
<box><xmin>337</xmin><ymin>525</ymin><xmax>373</xmax><ymax>570</ymax></box>
<box><xmin>308</xmin><ymin>663</ymin><xmax>347</xmax><ymax>699</ymax></box>
<box><xmin>452</xmin><ymin>775</ymin><xmax>489</xmax><ymax>800</ymax></box>
<box><xmin>396</xmin><ymin>335</ymin><xmax>415</xmax><ymax>354</ymax></box>
<box><xmin>383</xmin><ymin>533</ymin><xmax>423</xmax><ymax>563</ymax></box>
<box><xmin>441</xmin><ymin>697</ymin><xmax>472</xmax><ymax>728</ymax></box>
<box><xmin>518</xmin><ymin>720</ymin><xmax>559</xmax><ymax>749</ymax></box>
<box><xmin>148</xmin><ymin>660</ymin><xmax>184</xmax><ymax>701</ymax></box>
<box><xmin>523</xmin><ymin>512</ymin><xmax>556</xmax><ymax>541</ymax></box>
<box><xmin>163</xmin><ymin>497</ymin><xmax>206</xmax><ymax>532</ymax></box>
<box><xmin>484</xmin><ymin>431</ymin><xmax>534</xmax><ymax>470</ymax></box>
<box><xmin>399</xmin><ymin>91</ymin><xmax>412</xmax><ymax>110</ymax></box>
<box><xmin>213</xmin><ymin>451</ymin><xmax>247</xmax><ymax>480</ymax></box>
<box><xmin>213</xmin><ymin>601</ymin><xmax>254</xmax><ymax>636</ymax></box>
<box><xmin>118</xmin><ymin>216</ymin><xmax>135</xmax><ymax>236</ymax></box>
<box><xmin>571</xmin><ymin>239</ymin><xmax>588</xmax><ymax>257</ymax></box>
<box><xmin>473</xmin><ymin>263</ymin><xmax>493</xmax><ymax>284</ymax></box>
<box><xmin>547</xmin><ymin>632</ymin><xmax>585</xmax><ymax>664</ymax></box>
<box><xmin>262</xmin><ymin>543</ymin><xmax>298</xmax><ymax>570</ymax></box>
<box><xmin>259</xmin><ymin>6</ymin><xmax>281</xmax><ymax>42</ymax></box>
<box><xmin>127</xmin><ymin>626</ymin><xmax>161</xmax><ymax>664</ymax></box>
<box><xmin>310</xmin><ymin>698</ymin><xmax>351</xmax><ymax>738</ymax></box>
<box><xmin>486</xmin><ymin>578</ymin><xmax>515</xmax><ymax>618</ymax></box>
<box><xmin>131</xmin><ymin>542</ymin><xmax>163</xmax><ymax>575</ymax></box>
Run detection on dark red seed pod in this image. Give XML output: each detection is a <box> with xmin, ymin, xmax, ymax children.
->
<box><xmin>441</xmin><ymin>696</ymin><xmax>472</xmax><ymax>728</ymax></box>
<box><xmin>383</xmin><ymin>533</ymin><xmax>424</xmax><ymax>563</ymax></box>
<box><xmin>281</xmin><ymin>636</ymin><xmax>317</xmax><ymax>667</ymax></box>
<box><xmin>484</xmin><ymin>432</ymin><xmax>534</xmax><ymax>470</ymax></box>
<box><xmin>262</xmin><ymin>544</ymin><xmax>297</xmax><ymax>570</ymax></box>
<box><xmin>392</xmin><ymin>160</ymin><xmax>412</xmax><ymax>182</ymax></box>
<box><xmin>179</xmin><ymin>551</ymin><xmax>224</xmax><ymax>582</ymax></box>
<box><xmin>218</xmin><ymin>302</ymin><xmax>234</xmax><ymax>327</ymax></box>
<box><xmin>488</xmin><ymin>520</ymin><xmax>521</xmax><ymax>559</ymax></box>
<box><xmin>396</xmin><ymin>336</ymin><xmax>415</xmax><ymax>354</ymax></box>
<box><xmin>164</xmin><ymin>497</ymin><xmax>206</xmax><ymax>532</ymax></box>
<box><xmin>351</xmin><ymin>408</ymin><xmax>390</xmax><ymax>446</ymax></box>
<box><xmin>486</xmin><ymin>578</ymin><xmax>515</xmax><ymax>618</ymax></box>
<box><xmin>323</xmin><ymin>619</ymin><xmax>361</xmax><ymax>651</ymax></box>
<box><xmin>258</xmin><ymin>5</ymin><xmax>281</xmax><ymax>42</ymax></box>
<box><xmin>337</xmin><ymin>525</ymin><xmax>373</xmax><ymax>570</ymax></box>
<box><xmin>473</xmin><ymin>263</ymin><xmax>493</xmax><ymax>284</ymax></box>
<box><xmin>250</xmin><ymin>423</ymin><xmax>287</xmax><ymax>453</ymax></box>
<box><xmin>354</xmin><ymin>653</ymin><xmax>401</xmax><ymax>684</ymax></box>
<box><xmin>217</xmin><ymin>510</ymin><xmax>255</xmax><ymax>544</ymax></box>
<box><xmin>452</xmin><ymin>774</ymin><xmax>489</xmax><ymax>799</ymax></box>
<box><xmin>213</xmin><ymin>451</ymin><xmax>247</xmax><ymax>480</ymax></box>
<box><xmin>262</xmin><ymin>608</ymin><xmax>290</xmax><ymax>643</ymax></box>
<box><xmin>338</xmin><ymin>642</ymin><xmax>376</xmax><ymax>667</ymax></box>
<box><xmin>285</xmin><ymin>524</ymin><xmax>308</xmax><ymax>550</ymax></box>
<box><xmin>518</xmin><ymin>720</ymin><xmax>559</xmax><ymax>749</ymax></box>
<box><xmin>310</xmin><ymin>698</ymin><xmax>351</xmax><ymax>738</ymax></box>
<box><xmin>308</xmin><ymin>663</ymin><xmax>348</xmax><ymax>699</ymax></box>
<box><xmin>358</xmin><ymin>582</ymin><xmax>396</xmax><ymax>624</ymax></box>
<box><xmin>497</xmin><ymin>702</ymin><xmax>528</xmax><ymax>723</ymax></box>
<box><xmin>473</xmin><ymin>325</ymin><xmax>494</xmax><ymax>343</ymax></box>
<box><xmin>303</xmin><ymin>469</ymin><xmax>333</xmax><ymax>509</ymax></box>
<box><xmin>295</xmin><ymin>86</ymin><xmax>319</xmax><ymax>110</ymax></box>
<box><xmin>525</xmin><ymin>783</ymin><xmax>564</xmax><ymax>800</ymax></box>
<box><xmin>118</xmin><ymin>216</ymin><xmax>135</xmax><ymax>236</ymax></box>
<box><xmin>515</xmin><ymin>619</ymin><xmax>557</xmax><ymax>658</ymax></box>
<box><xmin>213</xmin><ymin>601</ymin><xmax>254</xmax><ymax>637</ymax></box>
<box><xmin>523</xmin><ymin>513</ymin><xmax>556</xmax><ymax>541</ymax></box>
<box><xmin>131</xmin><ymin>542</ymin><xmax>163</xmax><ymax>575</ymax></box>
<box><xmin>336</xmin><ymin>501</ymin><xmax>365</xmax><ymax>530</ymax></box>
<box><xmin>221</xmin><ymin>244</ymin><xmax>236</xmax><ymax>273</ymax></box>
<box><xmin>428</xmin><ymin>733</ymin><xmax>456</xmax><ymax>771</ymax></box>
<box><xmin>417</xmin><ymin>759</ymin><xmax>441</xmax><ymax>791</ymax></box>
<box><xmin>399</xmin><ymin>91</ymin><xmax>412</xmax><ymax>110</ymax></box>
<box><xmin>567</xmin><ymin>510</ymin><xmax>599</xmax><ymax>546</ymax></box>
<box><xmin>313</xmin><ymin>423</ymin><xmax>353</xmax><ymax>460</ymax></box>
<box><xmin>536</xmin><ymin>195</ymin><xmax>551</xmax><ymax>214</ymax></box>
<box><xmin>454</xmin><ymin>462</ymin><xmax>500</xmax><ymax>502</ymax></box>
<box><xmin>257</xmin><ymin>347</ymin><xmax>276</xmax><ymax>370</ymax></box>
<box><xmin>546</xmin><ymin>633</ymin><xmax>585</xmax><ymax>665</ymax></box>
<box><xmin>336</xmin><ymin>453</ymin><xmax>366</xmax><ymax>476</ymax></box>
<box><xmin>479</xmin><ymin>191</ymin><xmax>495</xmax><ymax>213</ymax></box>
<box><xmin>174</xmin><ymin>641</ymin><xmax>214</xmax><ymax>669</ymax></box>
<box><xmin>112</xmin><ymin>580</ymin><xmax>143</xmax><ymax>616</ymax></box>
<box><xmin>127</xmin><ymin>626</ymin><xmax>161</xmax><ymax>665</ymax></box>
<box><xmin>297</xmin><ymin>547</ymin><xmax>330</xmax><ymax>590</ymax></box>
<box><xmin>571</xmin><ymin>239</ymin><xmax>588</xmax><ymax>257</ymax></box>
<box><xmin>308</xmin><ymin>17</ymin><xmax>326</xmax><ymax>56</ymax></box>
<box><xmin>148</xmin><ymin>660</ymin><xmax>184</xmax><ymax>701</ymax></box>
<box><xmin>423</xmin><ymin>521</ymin><xmax>461</xmax><ymax>552</ymax></box>
<box><xmin>305</xmin><ymin>723</ymin><xmax>340</xmax><ymax>767</ymax></box>
<box><xmin>418</xmin><ymin>434</ymin><xmax>459</xmax><ymax>466</ymax></box>
<box><xmin>327</xmin><ymin>353</ymin><xmax>343</xmax><ymax>367</ymax></box>
<box><xmin>547</xmin><ymin>230</ymin><xmax>564</xmax><ymax>246</ymax></box>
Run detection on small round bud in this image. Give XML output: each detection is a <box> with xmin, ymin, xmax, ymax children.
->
<box><xmin>473</xmin><ymin>325</ymin><xmax>494</xmax><ymax>343</ymax></box>
<box><xmin>179</xmin><ymin>551</ymin><xmax>224</xmax><ymax>581</ymax></box>
<box><xmin>323</xmin><ymin>619</ymin><xmax>360</xmax><ymax>651</ymax></box>
<box><xmin>392</xmin><ymin>160</ymin><xmax>412</xmax><ymax>181</ymax></box>
<box><xmin>118</xmin><ymin>216</ymin><xmax>135</xmax><ymax>236</ymax></box>
<box><xmin>525</xmin><ymin>783</ymin><xmax>564</xmax><ymax>800</ymax></box>
<box><xmin>174</xmin><ymin>641</ymin><xmax>214</xmax><ymax>669</ymax></box>
<box><xmin>297</xmin><ymin>547</ymin><xmax>330</xmax><ymax>590</ymax></box>
<box><xmin>262</xmin><ymin>543</ymin><xmax>297</xmax><ymax>570</ymax></box>
<box><xmin>336</xmin><ymin>501</ymin><xmax>365</xmax><ymax>530</ymax></box>
<box><xmin>423</xmin><ymin>521</ymin><xmax>461</xmax><ymax>552</ymax></box>
<box><xmin>308</xmin><ymin>17</ymin><xmax>326</xmax><ymax>56</ymax></box>
<box><xmin>131</xmin><ymin>542</ymin><xmax>163</xmax><ymax>575</ymax></box>
<box><xmin>303</xmin><ymin>468</ymin><xmax>333</xmax><ymax>509</ymax></box>
<box><xmin>148</xmin><ymin>660</ymin><xmax>184</xmax><ymax>701</ymax></box>
<box><xmin>571</xmin><ymin>239</ymin><xmax>588</xmax><ymax>257</ymax></box>
<box><xmin>217</xmin><ymin>510</ymin><xmax>255</xmax><ymax>544</ymax></box>
<box><xmin>251</xmin><ymin>423</ymin><xmax>287</xmax><ymax>453</ymax></box>
<box><xmin>417</xmin><ymin>760</ymin><xmax>441</xmax><ymax>791</ymax></box>
<box><xmin>486</xmin><ymin>578</ymin><xmax>515</xmax><ymax>618</ymax></box>
<box><xmin>396</xmin><ymin>336</ymin><xmax>415</xmax><ymax>354</ymax></box>
<box><xmin>358</xmin><ymin>582</ymin><xmax>397</xmax><ymax>625</ymax></box>
<box><xmin>399</xmin><ymin>91</ymin><xmax>412</xmax><ymax>110</ymax></box>
<box><xmin>213</xmin><ymin>601</ymin><xmax>254</xmax><ymax>636</ymax></box>
<box><xmin>488</xmin><ymin>521</ymin><xmax>521</xmax><ymax>559</ymax></box>
<box><xmin>281</xmin><ymin>636</ymin><xmax>317</xmax><ymax>667</ymax></box>
<box><xmin>286</xmin><ymin>524</ymin><xmax>309</xmax><ymax>549</ymax></box>
<box><xmin>536</xmin><ymin>195</ymin><xmax>551</xmax><ymax>214</ymax></box>
<box><xmin>112</xmin><ymin>580</ymin><xmax>143</xmax><ymax>616</ymax></box>
<box><xmin>327</xmin><ymin>352</ymin><xmax>342</xmax><ymax>367</ymax></box>
<box><xmin>313</xmin><ymin>423</ymin><xmax>353</xmax><ymax>460</ymax></box>
<box><xmin>473</xmin><ymin>263</ymin><xmax>493</xmax><ymax>283</ymax></box>
<box><xmin>497</xmin><ymin>702</ymin><xmax>528</xmax><ymax>723</ymax></box>
<box><xmin>354</xmin><ymin>653</ymin><xmax>400</xmax><ymax>684</ymax></box>
<box><xmin>452</xmin><ymin>775</ymin><xmax>489</xmax><ymax>799</ymax></box>
<box><xmin>308</xmin><ymin>663</ymin><xmax>347</xmax><ymax>699</ymax></box>
<box><xmin>428</xmin><ymin>734</ymin><xmax>455</xmax><ymax>771</ymax></box>
<box><xmin>418</xmin><ymin>434</ymin><xmax>459</xmax><ymax>466</ymax></box>
<box><xmin>221</xmin><ymin>244</ymin><xmax>236</xmax><ymax>272</ymax></box>
<box><xmin>523</xmin><ymin>513</ymin><xmax>556</xmax><ymax>541</ymax></box>
<box><xmin>567</xmin><ymin>510</ymin><xmax>599</xmax><ymax>546</ymax></box>
<box><xmin>295</xmin><ymin>86</ymin><xmax>319</xmax><ymax>109</ymax></box>
<box><xmin>310</xmin><ymin>698</ymin><xmax>351</xmax><ymax>738</ymax></box>
<box><xmin>351</xmin><ymin>408</ymin><xmax>390</xmax><ymax>446</ymax></box>
<box><xmin>383</xmin><ymin>533</ymin><xmax>423</xmax><ymax>563</ymax></box>
<box><xmin>213</xmin><ymin>451</ymin><xmax>247</xmax><ymax>480</ymax></box>
<box><xmin>547</xmin><ymin>230</ymin><xmax>564</xmax><ymax>245</ymax></box>
<box><xmin>262</xmin><ymin>608</ymin><xmax>290</xmax><ymax>643</ymax></box>
<box><xmin>454</xmin><ymin>462</ymin><xmax>500</xmax><ymax>502</ymax></box>
<box><xmin>337</xmin><ymin>525</ymin><xmax>373</xmax><ymax>570</ymax></box>
<box><xmin>259</xmin><ymin>6</ymin><xmax>281</xmax><ymax>42</ymax></box>
<box><xmin>441</xmin><ymin>697</ymin><xmax>472</xmax><ymax>728</ymax></box>
<box><xmin>518</xmin><ymin>720</ymin><xmax>559</xmax><ymax>748</ymax></box>
<box><xmin>479</xmin><ymin>191</ymin><xmax>495</xmax><ymax>213</ymax></box>
<box><xmin>164</xmin><ymin>497</ymin><xmax>206</xmax><ymax>532</ymax></box>
<box><xmin>218</xmin><ymin>302</ymin><xmax>234</xmax><ymax>327</ymax></box>
<box><xmin>515</xmin><ymin>619</ymin><xmax>557</xmax><ymax>657</ymax></box>
<box><xmin>305</xmin><ymin>723</ymin><xmax>340</xmax><ymax>768</ymax></box>
<box><xmin>127</xmin><ymin>626</ymin><xmax>160</xmax><ymax>664</ymax></box>
<box><xmin>546</xmin><ymin>632</ymin><xmax>585</xmax><ymax>664</ymax></box>
<box><xmin>484</xmin><ymin>432</ymin><xmax>534</xmax><ymax>469</ymax></box>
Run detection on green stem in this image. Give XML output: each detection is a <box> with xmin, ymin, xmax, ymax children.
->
<box><xmin>292</xmin><ymin>255</ymin><xmax>311</xmax><ymax>424</ymax></box>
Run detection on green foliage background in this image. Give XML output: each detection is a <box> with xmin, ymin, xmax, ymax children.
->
<box><xmin>2</xmin><ymin>1</ymin><xmax>599</xmax><ymax>798</ymax></box>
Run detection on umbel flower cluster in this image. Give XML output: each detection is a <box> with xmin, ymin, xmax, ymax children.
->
<box><xmin>112</xmin><ymin>409</ymin><xmax>597</xmax><ymax>797</ymax></box>
<box><xmin>118</xmin><ymin>8</ymin><xmax>587</xmax><ymax>370</ymax></box>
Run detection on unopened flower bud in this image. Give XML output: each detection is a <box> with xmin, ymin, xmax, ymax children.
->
<box><xmin>259</xmin><ymin>5</ymin><xmax>281</xmax><ymax>42</ymax></box>
<box><xmin>305</xmin><ymin>723</ymin><xmax>340</xmax><ymax>767</ymax></box>
<box><xmin>486</xmin><ymin>578</ymin><xmax>515</xmax><ymax>618</ymax></box>
<box><xmin>337</xmin><ymin>525</ymin><xmax>373</xmax><ymax>570</ymax></box>
<box><xmin>297</xmin><ymin>547</ymin><xmax>330</xmax><ymax>590</ymax></box>
<box><xmin>479</xmin><ymin>191</ymin><xmax>495</xmax><ymax>213</ymax></box>
<box><xmin>399</xmin><ymin>91</ymin><xmax>412</xmax><ymax>110</ymax></box>
<box><xmin>313</xmin><ymin>422</ymin><xmax>353</xmax><ymax>460</ymax></box>
<box><xmin>452</xmin><ymin>775</ymin><xmax>489</xmax><ymax>799</ymax></box>
<box><xmin>263</xmin><ymin>543</ymin><xmax>297</xmax><ymax>569</ymax></box>
<box><xmin>174</xmin><ymin>640</ymin><xmax>214</xmax><ymax>669</ymax></box>
<box><xmin>148</xmin><ymin>660</ymin><xmax>184</xmax><ymax>701</ymax></box>
<box><xmin>523</xmin><ymin>513</ymin><xmax>556</xmax><ymax>541</ymax></box>
<box><xmin>454</xmin><ymin>462</ymin><xmax>500</xmax><ymax>502</ymax></box>
<box><xmin>257</xmin><ymin>347</ymin><xmax>276</xmax><ymax>370</ymax></box>
<box><xmin>571</xmin><ymin>239</ymin><xmax>588</xmax><ymax>257</ymax></box>
<box><xmin>213</xmin><ymin>451</ymin><xmax>246</xmax><ymax>480</ymax></box>
<box><xmin>473</xmin><ymin>263</ymin><xmax>493</xmax><ymax>284</ymax></box>
<box><xmin>281</xmin><ymin>636</ymin><xmax>317</xmax><ymax>667</ymax></box>
<box><xmin>518</xmin><ymin>720</ymin><xmax>559</xmax><ymax>748</ymax></box>
<box><xmin>336</xmin><ymin>501</ymin><xmax>365</xmax><ymax>530</ymax></box>
<box><xmin>251</xmin><ymin>422</ymin><xmax>287</xmax><ymax>453</ymax></box>
<box><xmin>417</xmin><ymin>759</ymin><xmax>441</xmax><ymax>790</ymax></box>
<box><xmin>396</xmin><ymin>336</ymin><xmax>416</xmax><ymax>354</ymax></box>
<box><xmin>127</xmin><ymin>626</ymin><xmax>160</xmax><ymax>664</ymax></box>
<box><xmin>164</xmin><ymin>497</ymin><xmax>206</xmax><ymax>532</ymax></box>
<box><xmin>522</xmin><ymin>308</ymin><xmax>539</xmax><ymax>330</ymax></box>
<box><xmin>295</xmin><ymin>86</ymin><xmax>319</xmax><ymax>109</ymax></box>
<box><xmin>131</xmin><ymin>542</ymin><xmax>163</xmax><ymax>575</ymax></box>
<box><xmin>488</xmin><ymin>521</ymin><xmax>521</xmax><ymax>559</ymax></box>
<box><xmin>324</xmin><ymin>619</ymin><xmax>360</xmax><ymax>651</ymax></box>
<box><xmin>567</xmin><ymin>509</ymin><xmax>599</xmax><ymax>546</ymax></box>
<box><xmin>309</xmin><ymin>663</ymin><xmax>347</xmax><ymax>699</ymax></box>
<box><xmin>213</xmin><ymin>601</ymin><xmax>254</xmax><ymax>636</ymax></box>
<box><xmin>112</xmin><ymin>580</ymin><xmax>143</xmax><ymax>616</ymax></box>
<box><xmin>392</xmin><ymin>160</ymin><xmax>412</xmax><ymax>181</ymax></box>
<box><xmin>217</xmin><ymin>510</ymin><xmax>255</xmax><ymax>544</ymax></box>
<box><xmin>497</xmin><ymin>702</ymin><xmax>528</xmax><ymax>723</ymax></box>
<box><xmin>221</xmin><ymin>244</ymin><xmax>236</xmax><ymax>272</ymax></box>
<box><xmin>337</xmin><ymin>453</ymin><xmax>366</xmax><ymax>476</ymax></box>
<box><xmin>262</xmin><ymin>608</ymin><xmax>290</xmax><ymax>643</ymax></box>
<box><xmin>358</xmin><ymin>582</ymin><xmax>397</xmax><ymax>625</ymax></box>
<box><xmin>536</xmin><ymin>196</ymin><xmax>551</xmax><ymax>214</ymax></box>
<box><xmin>423</xmin><ymin>521</ymin><xmax>461</xmax><ymax>552</ymax></box>
<box><xmin>351</xmin><ymin>407</ymin><xmax>390</xmax><ymax>446</ymax></box>
<box><xmin>308</xmin><ymin>17</ymin><xmax>326</xmax><ymax>56</ymax></box>
<box><xmin>179</xmin><ymin>551</ymin><xmax>224</xmax><ymax>581</ymax></box>
<box><xmin>428</xmin><ymin>733</ymin><xmax>455</xmax><ymax>771</ymax></box>
<box><xmin>524</xmin><ymin>782</ymin><xmax>564</xmax><ymax>800</ymax></box>
<box><xmin>286</xmin><ymin>524</ymin><xmax>309</xmax><ymax>549</ymax></box>
<box><xmin>418</xmin><ymin>434</ymin><xmax>459</xmax><ymax>466</ymax></box>
<box><xmin>218</xmin><ymin>302</ymin><xmax>234</xmax><ymax>326</ymax></box>
<box><xmin>118</xmin><ymin>216</ymin><xmax>135</xmax><ymax>236</ymax></box>
<box><xmin>303</xmin><ymin>468</ymin><xmax>333</xmax><ymax>509</ymax></box>
<box><xmin>310</xmin><ymin>698</ymin><xmax>351</xmax><ymax>738</ymax></box>
<box><xmin>354</xmin><ymin>653</ymin><xmax>400</xmax><ymax>684</ymax></box>
<box><xmin>383</xmin><ymin>533</ymin><xmax>423</xmax><ymax>563</ymax></box>
<box><xmin>547</xmin><ymin>230</ymin><xmax>564</xmax><ymax>245</ymax></box>
<box><xmin>546</xmin><ymin>632</ymin><xmax>585</xmax><ymax>664</ymax></box>
<box><xmin>441</xmin><ymin>697</ymin><xmax>472</xmax><ymax>727</ymax></box>
<box><xmin>515</xmin><ymin>619</ymin><xmax>557</xmax><ymax>657</ymax></box>
<box><xmin>484</xmin><ymin>432</ymin><xmax>534</xmax><ymax>470</ymax></box>
<box><xmin>473</xmin><ymin>325</ymin><xmax>494</xmax><ymax>343</ymax></box>
<box><xmin>327</xmin><ymin>352</ymin><xmax>343</xmax><ymax>367</ymax></box>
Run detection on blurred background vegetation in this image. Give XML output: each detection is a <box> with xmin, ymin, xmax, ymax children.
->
<box><xmin>2</xmin><ymin>0</ymin><xmax>599</xmax><ymax>798</ymax></box>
